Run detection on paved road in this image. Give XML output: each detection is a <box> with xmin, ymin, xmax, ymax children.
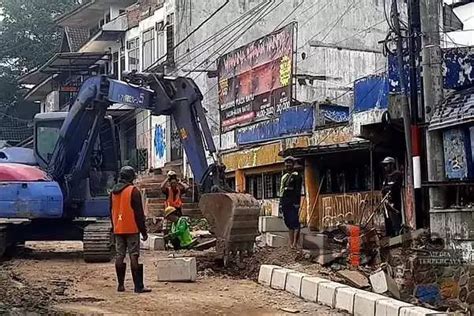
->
<box><xmin>5</xmin><ymin>242</ymin><xmax>348</xmax><ymax>315</ymax></box>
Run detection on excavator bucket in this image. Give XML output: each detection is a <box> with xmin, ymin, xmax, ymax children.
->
<box><xmin>199</xmin><ymin>193</ymin><xmax>260</xmax><ymax>264</ymax></box>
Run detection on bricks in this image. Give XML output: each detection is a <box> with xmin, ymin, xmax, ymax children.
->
<box><xmin>318</xmin><ymin>282</ymin><xmax>349</xmax><ymax>308</ymax></box>
<box><xmin>399</xmin><ymin>307</ymin><xmax>449</xmax><ymax>316</ymax></box>
<box><xmin>258</xmin><ymin>216</ymin><xmax>287</xmax><ymax>233</ymax></box>
<box><xmin>335</xmin><ymin>287</ymin><xmax>360</xmax><ymax>313</ymax></box>
<box><xmin>140</xmin><ymin>234</ymin><xmax>165</xmax><ymax>250</ymax></box>
<box><xmin>285</xmin><ymin>272</ymin><xmax>308</xmax><ymax>296</ymax></box>
<box><xmin>265</xmin><ymin>233</ymin><xmax>288</xmax><ymax>248</ymax></box>
<box><xmin>353</xmin><ymin>291</ymin><xmax>388</xmax><ymax>316</ymax></box>
<box><xmin>375</xmin><ymin>299</ymin><xmax>413</xmax><ymax>316</ymax></box>
<box><xmin>270</xmin><ymin>268</ymin><xmax>293</xmax><ymax>290</ymax></box>
<box><xmin>300</xmin><ymin>276</ymin><xmax>330</xmax><ymax>302</ymax></box>
<box><xmin>157</xmin><ymin>257</ymin><xmax>197</xmax><ymax>282</ymax></box>
<box><xmin>258</xmin><ymin>264</ymin><xmax>280</xmax><ymax>287</ymax></box>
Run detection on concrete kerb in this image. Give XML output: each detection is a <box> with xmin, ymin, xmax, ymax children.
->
<box><xmin>258</xmin><ymin>264</ymin><xmax>446</xmax><ymax>316</ymax></box>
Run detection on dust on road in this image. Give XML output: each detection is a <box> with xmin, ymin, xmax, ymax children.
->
<box><xmin>1</xmin><ymin>242</ymin><xmax>348</xmax><ymax>315</ymax></box>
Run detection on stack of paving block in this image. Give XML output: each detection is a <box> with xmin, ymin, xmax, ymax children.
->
<box><xmin>258</xmin><ymin>216</ymin><xmax>289</xmax><ymax>248</ymax></box>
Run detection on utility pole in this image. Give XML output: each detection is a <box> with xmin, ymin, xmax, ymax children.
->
<box><xmin>420</xmin><ymin>0</ymin><xmax>447</xmax><ymax>210</ymax></box>
<box><xmin>407</xmin><ymin>0</ymin><xmax>423</xmax><ymax>227</ymax></box>
<box><xmin>392</xmin><ymin>0</ymin><xmax>416</xmax><ymax>229</ymax></box>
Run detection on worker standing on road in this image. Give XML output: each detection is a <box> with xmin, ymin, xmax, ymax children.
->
<box><xmin>110</xmin><ymin>166</ymin><xmax>151</xmax><ymax>293</ymax></box>
<box><xmin>279</xmin><ymin>156</ymin><xmax>303</xmax><ymax>249</ymax></box>
<box><xmin>381</xmin><ymin>157</ymin><xmax>403</xmax><ymax>237</ymax></box>
<box><xmin>163</xmin><ymin>206</ymin><xmax>197</xmax><ymax>250</ymax></box>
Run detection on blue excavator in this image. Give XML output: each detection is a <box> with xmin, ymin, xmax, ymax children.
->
<box><xmin>0</xmin><ymin>72</ymin><xmax>259</xmax><ymax>263</ymax></box>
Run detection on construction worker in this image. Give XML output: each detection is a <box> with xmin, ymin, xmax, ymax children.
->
<box><xmin>160</xmin><ymin>170</ymin><xmax>189</xmax><ymax>217</ymax></box>
<box><xmin>163</xmin><ymin>206</ymin><xmax>197</xmax><ymax>250</ymax></box>
<box><xmin>279</xmin><ymin>156</ymin><xmax>303</xmax><ymax>249</ymax></box>
<box><xmin>160</xmin><ymin>171</ymin><xmax>189</xmax><ymax>235</ymax></box>
<box><xmin>110</xmin><ymin>166</ymin><xmax>151</xmax><ymax>293</ymax></box>
<box><xmin>381</xmin><ymin>157</ymin><xmax>403</xmax><ymax>237</ymax></box>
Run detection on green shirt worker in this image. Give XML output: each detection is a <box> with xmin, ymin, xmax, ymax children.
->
<box><xmin>163</xmin><ymin>206</ymin><xmax>196</xmax><ymax>250</ymax></box>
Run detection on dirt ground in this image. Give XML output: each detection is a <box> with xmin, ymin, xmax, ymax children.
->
<box><xmin>0</xmin><ymin>242</ymin><xmax>348</xmax><ymax>315</ymax></box>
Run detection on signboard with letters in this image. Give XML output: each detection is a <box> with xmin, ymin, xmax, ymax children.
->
<box><xmin>217</xmin><ymin>23</ymin><xmax>295</xmax><ymax>131</ymax></box>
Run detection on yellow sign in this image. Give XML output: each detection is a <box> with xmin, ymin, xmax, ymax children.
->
<box><xmin>279</xmin><ymin>55</ymin><xmax>291</xmax><ymax>86</ymax></box>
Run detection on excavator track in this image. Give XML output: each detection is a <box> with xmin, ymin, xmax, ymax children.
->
<box><xmin>83</xmin><ymin>221</ymin><xmax>114</xmax><ymax>263</ymax></box>
<box><xmin>0</xmin><ymin>225</ymin><xmax>7</xmax><ymax>258</ymax></box>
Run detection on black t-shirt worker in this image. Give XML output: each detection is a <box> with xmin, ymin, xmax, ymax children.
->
<box><xmin>279</xmin><ymin>156</ymin><xmax>303</xmax><ymax>249</ymax></box>
<box><xmin>381</xmin><ymin>157</ymin><xmax>403</xmax><ymax>237</ymax></box>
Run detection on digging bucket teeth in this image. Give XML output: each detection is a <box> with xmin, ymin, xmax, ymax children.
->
<box><xmin>199</xmin><ymin>193</ymin><xmax>260</xmax><ymax>259</ymax></box>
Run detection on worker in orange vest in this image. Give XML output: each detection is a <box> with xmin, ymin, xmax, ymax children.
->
<box><xmin>110</xmin><ymin>166</ymin><xmax>151</xmax><ymax>293</ymax></box>
<box><xmin>160</xmin><ymin>171</ymin><xmax>189</xmax><ymax>233</ymax></box>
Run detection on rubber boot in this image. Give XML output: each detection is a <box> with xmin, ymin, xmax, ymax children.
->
<box><xmin>132</xmin><ymin>264</ymin><xmax>151</xmax><ymax>293</ymax></box>
<box><xmin>115</xmin><ymin>263</ymin><xmax>126</xmax><ymax>292</ymax></box>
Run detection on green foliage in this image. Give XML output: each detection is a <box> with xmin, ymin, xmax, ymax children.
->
<box><xmin>0</xmin><ymin>0</ymin><xmax>79</xmax><ymax>110</ymax></box>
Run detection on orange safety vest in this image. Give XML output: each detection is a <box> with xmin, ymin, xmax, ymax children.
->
<box><xmin>165</xmin><ymin>187</ymin><xmax>183</xmax><ymax>208</ymax></box>
<box><xmin>111</xmin><ymin>186</ymin><xmax>139</xmax><ymax>234</ymax></box>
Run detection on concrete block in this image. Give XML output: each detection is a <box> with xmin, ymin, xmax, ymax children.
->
<box><xmin>370</xmin><ymin>270</ymin><xmax>401</xmax><ymax>298</ymax></box>
<box><xmin>258</xmin><ymin>264</ymin><xmax>280</xmax><ymax>287</ymax></box>
<box><xmin>318</xmin><ymin>282</ymin><xmax>349</xmax><ymax>308</ymax></box>
<box><xmin>301</xmin><ymin>232</ymin><xmax>328</xmax><ymax>250</ymax></box>
<box><xmin>265</xmin><ymin>232</ymin><xmax>288</xmax><ymax>248</ymax></box>
<box><xmin>400</xmin><ymin>307</ymin><xmax>449</xmax><ymax>316</ymax></box>
<box><xmin>353</xmin><ymin>291</ymin><xmax>389</xmax><ymax>316</ymax></box>
<box><xmin>140</xmin><ymin>234</ymin><xmax>165</xmax><ymax>250</ymax></box>
<box><xmin>285</xmin><ymin>272</ymin><xmax>308</xmax><ymax>297</ymax></box>
<box><xmin>300</xmin><ymin>276</ymin><xmax>330</xmax><ymax>302</ymax></box>
<box><xmin>334</xmin><ymin>287</ymin><xmax>360</xmax><ymax>313</ymax></box>
<box><xmin>270</xmin><ymin>268</ymin><xmax>293</xmax><ymax>290</ymax></box>
<box><xmin>258</xmin><ymin>216</ymin><xmax>288</xmax><ymax>233</ymax></box>
<box><xmin>157</xmin><ymin>257</ymin><xmax>197</xmax><ymax>282</ymax></box>
<box><xmin>375</xmin><ymin>299</ymin><xmax>413</xmax><ymax>316</ymax></box>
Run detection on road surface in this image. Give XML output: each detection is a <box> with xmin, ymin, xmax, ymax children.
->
<box><xmin>2</xmin><ymin>242</ymin><xmax>348</xmax><ymax>315</ymax></box>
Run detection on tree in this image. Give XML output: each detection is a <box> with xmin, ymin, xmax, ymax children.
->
<box><xmin>0</xmin><ymin>0</ymin><xmax>79</xmax><ymax>111</ymax></box>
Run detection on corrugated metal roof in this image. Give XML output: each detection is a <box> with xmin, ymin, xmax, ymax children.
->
<box><xmin>65</xmin><ymin>27</ymin><xmax>90</xmax><ymax>52</ymax></box>
<box><xmin>429</xmin><ymin>85</ymin><xmax>474</xmax><ymax>130</ymax></box>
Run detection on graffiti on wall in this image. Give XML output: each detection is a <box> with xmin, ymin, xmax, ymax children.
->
<box><xmin>154</xmin><ymin>124</ymin><xmax>166</xmax><ymax>159</ymax></box>
<box><xmin>318</xmin><ymin>191</ymin><xmax>384</xmax><ymax>230</ymax></box>
<box><xmin>443</xmin><ymin>128</ymin><xmax>469</xmax><ymax>179</ymax></box>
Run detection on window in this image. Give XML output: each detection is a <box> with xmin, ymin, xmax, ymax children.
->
<box><xmin>142</xmin><ymin>28</ymin><xmax>155</xmax><ymax>69</ymax></box>
<box><xmin>127</xmin><ymin>37</ymin><xmax>140</xmax><ymax>71</ymax></box>
<box><xmin>246</xmin><ymin>172</ymin><xmax>284</xmax><ymax>200</ymax></box>
<box><xmin>112</xmin><ymin>51</ymin><xmax>119</xmax><ymax>79</ymax></box>
<box><xmin>35</xmin><ymin>120</ymin><xmax>64</xmax><ymax>164</ymax></box>
<box><xmin>157</xmin><ymin>22</ymin><xmax>165</xmax><ymax>60</ymax></box>
<box><xmin>120</xmin><ymin>48</ymin><xmax>125</xmax><ymax>80</ymax></box>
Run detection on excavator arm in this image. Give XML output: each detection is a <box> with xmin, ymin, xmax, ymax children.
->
<box><xmin>48</xmin><ymin>72</ymin><xmax>259</xmax><ymax>264</ymax></box>
<box><xmin>47</xmin><ymin>73</ymin><xmax>226</xmax><ymax>202</ymax></box>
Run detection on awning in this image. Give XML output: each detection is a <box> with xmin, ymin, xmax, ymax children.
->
<box><xmin>281</xmin><ymin>140</ymin><xmax>371</xmax><ymax>157</ymax></box>
<box><xmin>24</xmin><ymin>77</ymin><xmax>54</xmax><ymax>102</ymax></box>
<box><xmin>429</xmin><ymin>86</ymin><xmax>474</xmax><ymax>131</ymax></box>
<box><xmin>38</xmin><ymin>52</ymin><xmax>110</xmax><ymax>75</ymax></box>
<box><xmin>18</xmin><ymin>69</ymin><xmax>50</xmax><ymax>85</ymax></box>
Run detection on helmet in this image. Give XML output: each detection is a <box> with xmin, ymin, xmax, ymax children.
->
<box><xmin>167</xmin><ymin>170</ymin><xmax>177</xmax><ymax>177</ymax></box>
<box><xmin>381</xmin><ymin>157</ymin><xmax>395</xmax><ymax>164</ymax></box>
<box><xmin>119</xmin><ymin>166</ymin><xmax>136</xmax><ymax>182</ymax></box>
<box><xmin>164</xmin><ymin>206</ymin><xmax>177</xmax><ymax>218</ymax></box>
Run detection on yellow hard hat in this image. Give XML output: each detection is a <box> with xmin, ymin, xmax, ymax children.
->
<box><xmin>164</xmin><ymin>206</ymin><xmax>177</xmax><ymax>218</ymax></box>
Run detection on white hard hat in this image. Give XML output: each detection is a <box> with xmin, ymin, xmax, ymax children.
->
<box><xmin>382</xmin><ymin>157</ymin><xmax>395</xmax><ymax>164</ymax></box>
<box><xmin>167</xmin><ymin>170</ymin><xmax>177</xmax><ymax>177</ymax></box>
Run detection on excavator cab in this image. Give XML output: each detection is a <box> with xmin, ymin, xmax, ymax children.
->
<box><xmin>34</xmin><ymin>112</ymin><xmax>119</xmax><ymax>202</ymax></box>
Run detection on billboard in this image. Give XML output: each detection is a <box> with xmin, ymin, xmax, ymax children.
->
<box><xmin>217</xmin><ymin>23</ymin><xmax>295</xmax><ymax>131</ymax></box>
